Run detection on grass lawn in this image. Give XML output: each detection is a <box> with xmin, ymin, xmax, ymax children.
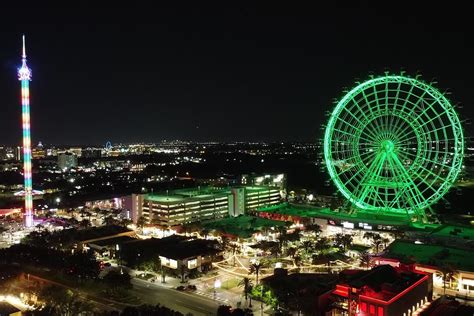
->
<box><xmin>221</xmin><ymin>278</ymin><xmax>240</xmax><ymax>290</ymax></box>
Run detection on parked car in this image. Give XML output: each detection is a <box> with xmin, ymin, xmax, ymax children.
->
<box><xmin>186</xmin><ymin>285</ymin><xmax>197</xmax><ymax>291</ymax></box>
<box><xmin>176</xmin><ymin>286</ymin><xmax>186</xmax><ymax>291</ymax></box>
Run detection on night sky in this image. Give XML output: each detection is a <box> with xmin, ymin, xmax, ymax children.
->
<box><xmin>0</xmin><ymin>2</ymin><xmax>473</xmax><ymax>145</ymax></box>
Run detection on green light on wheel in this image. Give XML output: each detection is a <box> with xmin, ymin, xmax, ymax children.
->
<box><xmin>323</xmin><ymin>75</ymin><xmax>464</xmax><ymax>221</ymax></box>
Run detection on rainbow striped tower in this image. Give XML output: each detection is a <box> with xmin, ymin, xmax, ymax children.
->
<box><xmin>18</xmin><ymin>35</ymin><xmax>33</xmax><ymax>227</ymax></box>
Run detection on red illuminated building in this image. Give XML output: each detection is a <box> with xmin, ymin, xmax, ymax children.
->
<box><xmin>329</xmin><ymin>265</ymin><xmax>432</xmax><ymax>316</ymax></box>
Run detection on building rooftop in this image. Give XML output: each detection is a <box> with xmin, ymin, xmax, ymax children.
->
<box><xmin>89</xmin><ymin>235</ymin><xmax>137</xmax><ymax>247</ymax></box>
<box><xmin>385</xmin><ymin>240</ymin><xmax>474</xmax><ymax>272</ymax></box>
<box><xmin>256</xmin><ymin>202</ymin><xmax>329</xmax><ymax>217</ymax></box>
<box><xmin>336</xmin><ymin>265</ymin><xmax>427</xmax><ymax>303</ymax></box>
<box><xmin>145</xmin><ymin>186</ymin><xmax>231</xmax><ymax>204</ymax></box>
<box><xmin>158</xmin><ymin>238</ymin><xmax>221</xmax><ymax>260</ymax></box>
<box><xmin>74</xmin><ymin>225</ymin><xmax>133</xmax><ymax>242</ymax></box>
<box><xmin>120</xmin><ymin>235</ymin><xmax>219</xmax><ymax>261</ymax></box>
<box><xmin>243</xmin><ymin>186</ymin><xmax>279</xmax><ymax>192</ymax></box>
<box><xmin>256</xmin><ymin>203</ymin><xmax>416</xmax><ymax>227</ymax></box>
<box><xmin>0</xmin><ymin>302</ymin><xmax>21</xmax><ymax>315</ymax></box>
<box><xmin>429</xmin><ymin>224</ymin><xmax>474</xmax><ymax>241</ymax></box>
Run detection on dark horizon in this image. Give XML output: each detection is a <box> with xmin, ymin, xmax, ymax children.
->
<box><xmin>1</xmin><ymin>2</ymin><xmax>473</xmax><ymax>145</ymax></box>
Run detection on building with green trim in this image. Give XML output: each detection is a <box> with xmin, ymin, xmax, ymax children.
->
<box><xmin>135</xmin><ymin>185</ymin><xmax>281</xmax><ymax>227</ymax></box>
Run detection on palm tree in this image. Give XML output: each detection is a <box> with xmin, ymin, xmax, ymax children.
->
<box><xmin>358</xmin><ymin>251</ymin><xmax>371</xmax><ymax>269</ymax></box>
<box><xmin>372</xmin><ymin>235</ymin><xmax>383</xmax><ymax>254</ymax></box>
<box><xmin>302</xmin><ymin>240</ymin><xmax>314</xmax><ymax>254</ymax></box>
<box><xmin>250</xmin><ymin>261</ymin><xmax>264</xmax><ymax>285</ymax></box>
<box><xmin>287</xmin><ymin>247</ymin><xmax>297</xmax><ymax>259</ymax></box>
<box><xmin>334</xmin><ymin>234</ymin><xmax>353</xmax><ymax>251</ymax></box>
<box><xmin>119</xmin><ymin>218</ymin><xmax>132</xmax><ymax>227</ymax></box>
<box><xmin>363</xmin><ymin>232</ymin><xmax>376</xmax><ymax>241</ymax></box>
<box><xmin>364</xmin><ymin>232</ymin><xmax>382</xmax><ymax>253</ymax></box>
<box><xmin>220</xmin><ymin>236</ymin><xmax>230</xmax><ymax>253</ymax></box>
<box><xmin>277</xmin><ymin>226</ymin><xmax>288</xmax><ymax>253</ymax></box>
<box><xmin>438</xmin><ymin>264</ymin><xmax>456</xmax><ymax>294</ymax></box>
<box><xmin>238</xmin><ymin>277</ymin><xmax>254</xmax><ymax>307</ymax></box>
<box><xmin>294</xmin><ymin>255</ymin><xmax>303</xmax><ymax>272</ymax></box>
<box><xmin>36</xmin><ymin>224</ymin><xmax>45</xmax><ymax>232</ymax></box>
<box><xmin>314</xmin><ymin>237</ymin><xmax>331</xmax><ymax>253</ymax></box>
<box><xmin>305</xmin><ymin>223</ymin><xmax>322</xmax><ymax>236</ymax></box>
<box><xmin>229</xmin><ymin>243</ymin><xmax>240</xmax><ymax>266</ymax></box>
<box><xmin>136</xmin><ymin>216</ymin><xmax>147</xmax><ymax>229</ymax></box>
<box><xmin>79</xmin><ymin>219</ymin><xmax>91</xmax><ymax>229</ymax></box>
<box><xmin>201</xmin><ymin>228</ymin><xmax>210</xmax><ymax>239</ymax></box>
<box><xmin>382</xmin><ymin>237</ymin><xmax>391</xmax><ymax>250</ymax></box>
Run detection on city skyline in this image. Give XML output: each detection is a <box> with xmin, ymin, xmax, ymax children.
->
<box><xmin>0</xmin><ymin>4</ymin><xmax>473</xmax><ymax>314</ymax></box>
<box><xmin>0</xmin><ymin>3</ymin><xmax>473</xmax><ymax>145</ymax></box>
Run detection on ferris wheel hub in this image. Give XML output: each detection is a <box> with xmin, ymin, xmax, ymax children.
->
<box><xmin>381</xmin><ymin>140</ymin><xmax>395</xmax><ymax>153</ymax></box>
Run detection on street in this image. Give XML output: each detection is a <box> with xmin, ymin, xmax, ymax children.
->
<box><xmin>131</xmin><ymin>278</ymin><xmax>222</xmax><ymax>316</ymax></box>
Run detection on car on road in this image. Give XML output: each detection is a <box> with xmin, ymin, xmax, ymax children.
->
<box><xmin>176</xmin><ymin>285</ymin><xmax>197</xmax><ymax>292</ymax></box>
<box><xmin>186</xmin><ymin>285</ymin><xmax>197</xmax><ymax>291</ymax></box>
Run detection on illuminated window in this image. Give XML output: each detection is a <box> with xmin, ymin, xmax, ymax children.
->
<box><xmin>377</xmin><ymin>306</ymin><xmax>384</xmax><ymax>316</ymax></box>
<box><xmin>369</xmin><ymin>304</ymin><xmax>375</xmax><ymax>315</ymax></box>
<box><xmin>361</xmin><ymin>302</ymin><xmax>367</xmax><ymax>312</ymax></box>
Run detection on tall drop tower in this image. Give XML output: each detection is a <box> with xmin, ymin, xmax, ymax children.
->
<box><xmin>18</xmin><ymin>35</ymin><xmax>33</xmax><ymax>227</ymax></box>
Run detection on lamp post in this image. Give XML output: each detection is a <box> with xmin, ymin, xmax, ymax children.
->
<box><xmin>214</xmin><ymin>278</ymin><xmax>221</xmax><ymax>300</ymax></box>
<box><xmin>116</xmin><ymin>244</ymin><xmax>123</xmax><ymax>274</ymax></box>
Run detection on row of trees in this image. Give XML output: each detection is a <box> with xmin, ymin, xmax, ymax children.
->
<box><xmin>31</xmin><ymin>285</ymin><xmax>187</xmax><ymax>316</ymax></box>
<box><xmin>0</xmin><ymin>244</ymin><xmax>100</xmax><ymax>281</ymax></box>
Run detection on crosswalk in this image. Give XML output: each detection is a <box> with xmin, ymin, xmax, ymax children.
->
<box><xmin>194</xmin><ymin>290</ymin><xmax>230</xmax><ymax>303</ymax></box>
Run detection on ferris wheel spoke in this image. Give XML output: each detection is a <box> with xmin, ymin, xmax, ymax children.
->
<box><xmin>411</xmin><ymin>98</ymin><xmax>442</xmax><ymax>125</ymax></box>
<box><xmin>416</xmin><ymin>162</ymin><xmax>452</xmax><ymax>182</ymax></box>
<box><xmin>396</xmin><ymin>132</ymin><xmax>419</xmax><ymax>146</ymax></box>
<box><xmin>390</xmin><ymin>89</ymin><xmax>431</xmax><ymax>137</ymax></box>
<box><xmin>335</xmin><ymin>115</ymin><xmax>365</xmax><ymax>136</ymax></box>
<box><xmin>389</xmin><ymin>87</ymin><xmax>416</xmax><ymax>135</ymax></box>
<box><xmin>344</xmin><ymin>150</ymin><xmax>384</xmax><ymax>196</ymax></box>
<box><xmin>357</xmin><ymin>152</ymin><xmax>388</xmax><ymax>205</ymax></box>
<box><xmin>391</xmin><ymin>152</ymin><xmax>438</xmax><ymax>200</ymax></box>
<box><xmin>402</xmin><ymin>149</ymin><xmax>454</xmax><ymax>170</ymax></box>
<box><xmin>413</xmin><ymin>106</ymin><xmax>449</xmax><ymax>132</ymax></box>
<box><xmin>389</xmin><ymin>153</ymin><xmax>426</xmax><ymax>208</ymax></box>
<box><xmin>360</xmin><ymin>89</ymin><xmax>385</xmax><ymax>136</ymax></box>
<box><xmin>333</xmin><ymin>128</ymin><xmax>360</xmax><ymax>140</ymax></box>
<box><xmin>386</xmin><ymin>155</ymin><xmax>409</xmax><ymax>210</ymax></box>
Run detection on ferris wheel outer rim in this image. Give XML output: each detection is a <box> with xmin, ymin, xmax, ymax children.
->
<box><xmin>323</xmin><ymin>75</ymin><xmax>464</xmax><ymax>214</ymax></box>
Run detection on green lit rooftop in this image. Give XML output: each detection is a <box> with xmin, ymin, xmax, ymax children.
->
<box><xmin>256</xmin><ymin>203</ymin><xmax>415</xmax><ymax>226</ymax></box>
<box><xmin>256</xmin><ymin>203</ymin><xmax>329</xmax><ymax>217</ymax></box>
<box><xmin>429</xmin><ymin>225</ymin><xmax>474</xmax><ymax>241</ymax></box>
<box><xmin>243</xmin><ymin>186</ymin><xmax>279</xmax><ymax>192</ymax></box>
<box><xmin>386</xmin><ymin>240</ymin><xmax>474</xmax><ymax>272</ymax></box>
<box><xmin>145</xmin><ymin>186</ymin><xmax>231</xmax><ymax>204</ymax></box>
<box><xmin>145</xmin><ymin>185</ymin><xmax>277</xmax><ymax>204</ymax></box>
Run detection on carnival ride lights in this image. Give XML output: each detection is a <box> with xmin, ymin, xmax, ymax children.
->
<box><xmin>324</xmin><ymin>75</ymin><xmax>464</xmax><ymax>221</ymax></box>
<box><xmin>18</xmin><ymin>35</ymin><xmax>34</xmax><ymax>227</ymax></box>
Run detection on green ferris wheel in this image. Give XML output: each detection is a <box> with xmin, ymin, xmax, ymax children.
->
<box><xmin>323</xmin><ymin>75</ymin><xmax>464</xmax><ymax>221</ymax></box>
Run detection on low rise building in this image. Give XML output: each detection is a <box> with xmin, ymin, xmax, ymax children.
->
<box><xmin>381</xmin><ymin>240</ymin><xmax>474</xmax><ymax>301</ymax></box>
<box><xmin>134</xmin><ymin>185</ymin><xmax>281</xmax><ymax>227</ymax></box>
<box><xmin>329</xmin><ymin>265</ymin><xmax>432</xmax><ymax>316</ymax></box>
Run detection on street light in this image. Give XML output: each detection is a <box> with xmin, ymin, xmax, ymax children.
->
<box><xmin>116</xmin><ymin>244</ymin><xmax>123</xmax><ymax>274</ymax></box>
<box><xmin>214</xmin><ymin>279</ymin><xmax>221</xmax><ymax>300</ymax></box>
